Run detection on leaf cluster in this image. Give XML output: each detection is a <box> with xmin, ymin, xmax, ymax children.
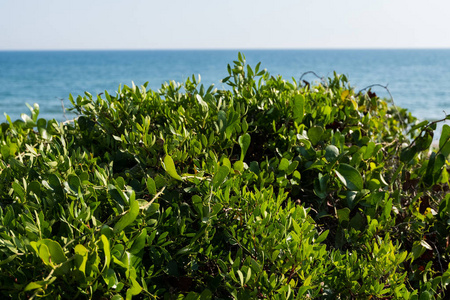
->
<box><xmin>1</xmin><ymin>53</ymin><xmax>450</xmax><ymax>299</ymax></box>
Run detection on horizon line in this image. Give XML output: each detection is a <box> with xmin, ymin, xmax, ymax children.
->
<box><xmin>1</xmin><ymin>47</ymin><xmax>450</xmax><ymax>52</ymax></box>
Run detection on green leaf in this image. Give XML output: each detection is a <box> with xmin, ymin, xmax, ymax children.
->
<box><xmin>292</xmin><ymin>170</ymin><xmax>301</xmax><ymax>185</ymax></box>
<box><xmin>200</xmin><ymin>289</ymin><xmax>213</xmax><ymax>300</ymax></box>
<box><xmin>114</xmin><ymin>191</ymin><xmax>139</xmax><ymax>233</ymax></box>
<box><xmin>439</xmin><ymin>124</ymin><xmax>450</xmax><ymax>157</ymax></box>
<box><xmin>411</xmin><ymin>241</ymin><xmax>426</xmax><ymax>261</ymax></box>
<box><xmin>316</xmin><ymin>230</ymin><xmax>329</xmax><ymax>243</ymax></box>
<box><xmin>419</xmin><ymin>291</ymin><xmax>433</xmax><ymax>300</ymax></box>
<box><xmin>24</xmin><ymin>281</ymin><xmax>45</xmax><ymax>292</ymax></box>
<box><xmin>68</xmin><ymin>174</ymin><xmax>81</xmax><ymax>193</ymax></box>
<box><xmin>130</xmin><ymin>228</ymin><xmax>147</xmax><ymax>255</ymax></box>
<box><xmin>424</xmin><ymin>152</ymin><xmax>445</xmax><ymax>186</ymax></box>
<box><xmin>37</xmin><ymin>118</ymin><xmax>48</xmax><ymax>140</ymax></box>
<box><xmin>304</xmin><ymin>275</ymin><xmax>312</xmax><ymax>286</ymax></box>
<box><xmin>400</xmin><ymin>146</ymin><xmax>418</xmax><ymax>163</ymax></box>
<box><xmin>363</xmin><ymin>142</ymin><xmax>376</xmax><ymax>160</ymax></box>
<box><xmin>0</xmin><ymin>254</ymin><xmax>17</xmax><ymax>266</ymax></box>
<box><xmin>100</xmin><ymin>234</ymin><xmax>111</xmax><ymax>269</ymax></box>
<box><xmin>238</xmin><ymin>133</ymin><xmax>251</xmax><ymax>161</ymax></box>
<box><xmin>218</xmin><ymin>110</ymin><xmax>227</xmax><ymax>135</ymax></box>
<box><xmin>196</xmin><ymin>94</ymin><xmax>209</xmax><ymax>112</ymax></box>
<box><xmin>146</xmin><ymin>177</ymin><xmax>156</xmax><ymax>195</ymax></box>
<box><xmin>233</xmin><ymin>161</ymin><xmax>244</xmax><ymax>172</ymax></box>
<box><xmin>278</xmin><ymin>158</ymin><xmax>289</xmax><ymax>171</ymax></box>
<box><xmin>35</xmin><ymin>239</ymin><xmax>67</xmax><ymax>266</ymax></box>
<box><xmin>12</xmin><ymin>182</ymin><xmax>25</xmax><ymax>202</ymax></box>
<box><xmin>308</xmin><ymin>126</ymin><xmax>324</xmax><ymax>146</ymax></box>
<box><xmin>325</xmin><ymin>145</ymin><xmax>339</xmax><ymax>163</ymax></box>
<box><xmin>237</xmin><ymin>269</ymin><xmax>244</xmax><ymax>287</ymax></box>
<box><xmin>242</xmin><ymin>118</ymin><xmax>249</xmax><ymax>133</ymax></box>
<box><xmin>286</xmin><ymin>160</ymin><xmax>299</xmax><ymax>175</ymax></box>
<box><xmin>292</xmin><ymin>94</ymin><xmax>305</xmax><ymax>124</ymax></box>
<box><xmin>213</xmin><ymin>165</ymin><xmax>230</xmax><ymax>189</ymax></box>
<box><xmin>28</xmin><ymin>181</ymin><xmax>41</xmax><ymax>196</ymax></box>
<box><xmin>349</xmin><ymin>212</ymin><xmax>365</xmax><ymax>231</ymax></box>
<box><xmin>211</xmin><ymin>203</ymin><xmax>223</xmax><ymax>216</ymax></box>
<box><xmin>104</xmin><ymin>268</ymin><xmax>119</xmax><ymax>289</ymax></box>
<box><xmin>127</xmin><ymin>276</ymin><xmax>142</xmax><ymax>296</ymax></box>
<box><xmin>21</xmin><ymin>113</ymin><xmax>36</xmax><ymax>128</ymax></box>
<box><xmin>8</xmin><ymin>157</ymin><xmax>27</xmax><ymax>173</ymax></box>
<box><xmin>222</xmin><ymin>157</ymin><xmax>232</xmax><ymax>169</ymax></box>
<box><xmin>24</xmin><ymin>277</ymin><xmax>56</xmax><ymax>292</ymax></box>
<box><xmin>346</xmin><ymin>191</ymin><xmax>359</xmax><ymax>209</ymax></box>
<box><xmin>0</xmin><ymin>145</ymin><xmax>10</xmax><ymax>159</ymax></box>
<box><xmin>415</xmin><ymin>131</ymin><xmax>433</xmax><ymax>151</ymax></box>
<box><xmin>337</xmin><ymin>208</ymin><xmax>350</xmax><ymax>223</ymax></box>
<box><xmin>367</xmin><ymin>178</ymin><xmax>381</xmax><ymax>191</ymax></box>
<box><xmin>38</xmin><ymin>243</ymin><xmax>51</xmax><ymax>265</ymax></box>
<box><xmin>409</xmin><ymin>120</ymin><xmax>429</xmax><ymax>133</ymax></box>
<box><xmin>335</xmin><ymin>163</ymin><xmax>363</xmax><ymax>191</ymax></box>
<box><xmin>341</xmin><ymin>90</ymin><xmax>349</xmax><ymax>100</ymax></box>
<box><xmin>163</xmin><ymin>155</ymin><xmax>183</xmax><ymax>181</ymax></box>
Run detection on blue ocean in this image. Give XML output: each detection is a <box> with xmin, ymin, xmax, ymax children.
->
<box><xmin>1</xmin><ymin>50</ymin><xmax>449</xmax><ymax>127</ymax></box>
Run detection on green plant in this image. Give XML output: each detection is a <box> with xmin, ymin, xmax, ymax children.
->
<box><xmin>1</xmin><ymin>53</ymin><xmax>449</xmax><ymax>299</ymax></box>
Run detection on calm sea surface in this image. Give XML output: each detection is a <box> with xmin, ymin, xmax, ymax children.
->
<box><xmin>1</xmin><ymin>50</ymin><xmax>449</xmax><ymax>128</ymax></box>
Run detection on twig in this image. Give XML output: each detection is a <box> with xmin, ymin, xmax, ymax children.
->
<box><xmin>30</xmin><ymin>268</ymin><xmax>55</xmax><ymax>300</ymax></box>
<box><xmin>427</xmin><ymin>239</ymin><xmax>444</xmax><ymax>274</ymax></box>
<box><xmin>405</xmin><ymin>115</ymin><xmax>450</xmax><ymax>152</ymax></box>
<box><xmin>58</xmin><ymin>97</ymin><xmax>67</xmax><ymax>121</ymax></box>
<box><xmin>139</xmin><ymin>186</ymin><xmax>166</xmax><ymax>210</ymax></box>
<box><xmin>299</xmin><ymin>71</ymin><xmax>325</xmax><ymax>84</ymax></box>
<box><xmin>358</xmin><ymin>83</ymin><xmax>405</xmax><ymax>128</ymax></box>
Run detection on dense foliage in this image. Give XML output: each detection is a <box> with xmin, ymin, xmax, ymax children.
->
<box><xmin>1</xmin><ymin>53</ymin><xmax>450</xmax><ymax>299</ymax></box>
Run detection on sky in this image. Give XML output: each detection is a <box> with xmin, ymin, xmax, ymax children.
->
<box><xmin>0</xmin><ymin>0</ymin><xmax>449</xmax><ymax>50</ymax></box>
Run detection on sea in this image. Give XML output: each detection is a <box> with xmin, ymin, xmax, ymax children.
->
<box><xmin>1</xmin><ymin>49</ymin><xmax>449</xmax><ymax>136</ymax></box>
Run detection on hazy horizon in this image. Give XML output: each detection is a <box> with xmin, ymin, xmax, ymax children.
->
<box><xmin>2</xmin><ymin>47</ymin><xmax>450</xmax><ymax>52</ymax></box>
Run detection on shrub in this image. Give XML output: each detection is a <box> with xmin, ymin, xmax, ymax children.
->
<box><xmin>0</xmin><ymin>53</ymin><xmax>449</xmax><ymax>299</ymax></box>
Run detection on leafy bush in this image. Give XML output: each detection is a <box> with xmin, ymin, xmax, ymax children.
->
<box><xmin>1</xmin><ymin>53</ymin><xmax>449</xmax><ymax>299</ymax></box>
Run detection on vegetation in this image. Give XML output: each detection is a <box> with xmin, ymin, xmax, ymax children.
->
<box><xmin>1</xmin><ymin>53</ymin><xmax>450</xmax><ymax>299</ymax></box>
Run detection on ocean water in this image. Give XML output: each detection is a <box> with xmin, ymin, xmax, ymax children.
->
<box><xmin>1</xmin><ymin>50</ymin><xmax>449</xmax><ymax>128</ymax></box>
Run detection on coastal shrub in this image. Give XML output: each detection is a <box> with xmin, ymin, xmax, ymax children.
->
<box><xmin>0</xmin><ymin>53</ymin><xmax>449</xmax><ymax>299</ymax></box>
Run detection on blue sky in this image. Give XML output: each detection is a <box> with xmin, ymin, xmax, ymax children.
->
<box><xmin>1</xmin><ymin>0</ymin><xmax>449</xmax><ymax>50</ymax></box>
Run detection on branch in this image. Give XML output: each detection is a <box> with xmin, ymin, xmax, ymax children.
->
<box><xmin>139</xmin><ymin>186</ymin><xmax>166</xmax><ymax>210</ymax></box>
<box><xmin>358</xmin><ymin>83</ymin><xmax>405</xmax><ymax>128</ymax></box>
<box><xmin>299</xmin><ymin>71</ymin><xmax>324</xmax><ymax>84</ymax></box>
<box><xmin>58</xmin><ymin>97</ymin><xmax>67</xmax><ymax>121</ymax></box>
<box><xmin>406</xmin><ymin>115</ymin><xmax>449</xmax><ymax>152</ymax></box>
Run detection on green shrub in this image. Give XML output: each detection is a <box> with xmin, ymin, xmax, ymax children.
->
<box><xmin>1</xmin><ymin>53</ymin><xmax>449</xmax><ymax>299</ymax></box>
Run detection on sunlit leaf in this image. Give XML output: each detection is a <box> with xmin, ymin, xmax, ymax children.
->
<box><xmin>308</xmin><ymin>126</ymin><xmax>324</xmax><ymax>146</ymax></box>
<box><xmin>341</xmin><ymin>90</ymin><xmax>349</xmax><ymax>100</ymax></box>
<box><xmin>315</xmin><ymin>230</ymin><xmax>329</xmax><ymax>243</ymax></box>
<box><xmin>162</xmin><ymin>155</ymin><xmax>183</xmax><ymax>181</ymax></box>
<box><xmin>100</xmin><ymin>234</ymin><xmax>111</xmax><ymax>270</ymax></box>
<box><xmin>325</xmin><ymin>145</ymin><xmax>339</xmax><ymax>163</ymax></box>
<box><xmin>439</xmin><ymin>124</ymin><xmax>450</xmax><ymax>157</ymax></box>
<box><xmin>146</xmin><ymin>177</ymin><xmax>156</xmax><ymax>195</ymax></box>
<box><xmin>278</xmin><ymin>158</ymin><xmax>289</xmax><ymax>171</ymax></box>
<box><xmin>335</xmin><ymin>163</ymin><xmax>363</xmax><ymax>191</ymax></box>
<box><xmin>114</xmin><ymin>191</ymin><xmax>139</xmax><ymax>233</ymax></box>
<box><xmin>213</xmin><ymin>165</ymin><xmax>230</xmax><ymax>189</ymax></box>
<box><xmin>292</xmin><ymin>94</ymin><xmax>305</xmax><ymax>124</ymax></box>
<box><xmin>238</xmin><ymin>133</ymin><xmax>251</xmax><ymax>161</ymax></box>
